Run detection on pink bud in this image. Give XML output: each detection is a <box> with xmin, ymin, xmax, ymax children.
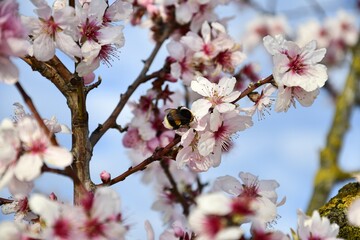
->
<box><xmin>100</xmin><ymin>170</ymin><xmax>111</xmax><ymax>184</ymax></box>
<box><xmin>49</xmin><ymin>192</ymin><xmax>58</xmax><ymax>201</ymax></box>
<box><xmin>83</xmin><ymin>72</ymin><xmax>96</xmax><ymax>85</ymax></box>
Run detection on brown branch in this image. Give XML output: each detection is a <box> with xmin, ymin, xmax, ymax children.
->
<box><xmin>306</xmin><ymin>40</ymin><xmax>360</xmax><ymax>214</ymax></box>
<box><xmin>85</xmin><ymin>76</ymin><xmax>102</xmax><ymax>95</ymax></box>
<box><xmin>89</xmin><ymin>27</ymin><xmax>172</xmax><ymax>148</ymax></box>
<box><xmin>160</xmin><ymin>160</ymin><xmax>190</xmax><ymax>216</ymax></box>
<box><xmin>41</xmin><ymin>164</ymin><xmax>71</xmax><ymax>177</ymax></box>
<box><xmin>111</xmin><ymin>124</ymin><xmax>128</xmax><ymax>133</ymax></box>
<box><xmin>15</xmin><ymin>82</ymin><xmax>58</xmax><ymax>146</ymax></box>
<box><xmin>0</xmin><ymin>197</ymin><xmax>13</xmax><ymax>206</ymax></box>
<box><xmin>97</xmin><ymin>136</ymin><xmax>181</xmax><ymax>187</ymax></box>
<box><xmin>233</xmin><ymin>74</ymin><xmax>275</xmax><ymax>103</ymax></box>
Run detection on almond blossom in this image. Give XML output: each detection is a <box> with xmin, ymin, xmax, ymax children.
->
<box><xmin>242</xmin><ymin>14</ymin><xmax>290</xmax><ymax>51</ymax></box>
<box><xmin>21</xmin><ymin>0</ymin><xmax>81</xmax><ymax>62</ymax></box>
<box><xmin>76</xmin><ymin>0</ymin><xmax>132</xmax><ymax>77</ymax></box>
<box><xmin>297</xmin><ymin>10</ymin><xmax>358</xmax><ymax>66</ymax></box>
<box><xmin>0</xmin><ymin>0</ymin><xmax>30</xmax><ymax>84</ymax></box>
<box><xmin>275</xmin><ymin>85</ymin><xmax>319</xmax><ymax>113</ymax></box>
<box><xmin>197</xmin><ymin>109</ymin><xmax>253</xmax><ymax>165</ymax></box>
<box><xmin>0</xmin><ymin>117</ymin><xmax>73</xmax><ymax>195</ymax></box>
<box><xmin>29</xmin><ymin>187</ymin><xmax>128</xmax><ymax>239</ymax></box>
<box><xmin>263</xmin><ymin>35</ymin><xmax>328</xmax><ymax>92</ymax></box>
<box><xmin>166</xmin><ymin>40</ymin><xmax>196</xmax><ymax>85</ymax></box>
<box><xmin>188</xmin><ymin>192</ymin><xmax>246</xmax><ymax>240</ymax></box>
<box><xmin>242</xmin><ymin>83</ymin><xmax>277</xmax><ymax>119</ymax></box>
<box><xmin>297</xmin><ymin>210</ymin><xmax>342</xmax><ymax>240</ymax></box>
<box><xmin>190</xmin><ymin>76</ymin><xmax>241</xmax><ymax>118</ymax></box>
<box><xmin>212</xmin><ymin>172</ymin><xmax>284</xmax><ymax>224</ymax></box>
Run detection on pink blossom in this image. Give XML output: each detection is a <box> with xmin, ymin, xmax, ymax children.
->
<box><xmin>22</xmin><ymin>0</ymin><xmax>81</xmax><ymax>61</ymax></box>
<box><xmin>263</xmin><ymin>35</ymin><xmax>328</xmax><ymax>92</ymax></box>
<box><xmin>76</xmin><ymin>0</ymin><xmax>132</xmax><ymax>76</ymax></box>
<box><xmin>275</xmin><ymin>85</ymin><xmax>319</xmax><ymax>112</ymax></box>
<box><xmin>297</xmin><ymin>210</ymin><xmax>341</xmax><ymax>240</ymax></box>
<box><xmin>212</xmin><ymin>172</ymin><xmax>283</xmax><ymax>223</ymax></box>
<box><xmin>242</xmin><ymin>84</ymin><xmax>276</xmax><ymax>119</ymax></box>
<box><xmin>190</xmin><ymin>76</ymin><xmax>240</xmax><ymax>118</ymax></box>
<box><xmin>188</xmin><ymin>192</ymin><xmax>245</xmax><ymax>240</ymax></box>
<box><xmin>0</xmin><ymin>0</ymin><xmax>30</xmax><ymax>84</ymax></box>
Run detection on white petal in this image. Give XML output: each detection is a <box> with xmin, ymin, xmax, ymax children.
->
<box><xmin>92</xmin><ymin>187</ymin><xmax>121</xmax><ymax>221</ymax></box>
<box><xmin>175</xmin><ymin>3</ymin><xmax>193</xmax><ymax>24</ymax></box>
<box><xmin>201</xmin><ymin>21</ymin><xmax>211</xmax><ymax>43</ymax></box>
<box><xmin>81</xmin><ymin>40</ymin><xmax>101</xmax><ymax>63</ymax></box>
<box><xmin>198</xmin><ymin>132</ymin><xmax>215</xmax><ymax>156</ymax></box>
<box><xmin>44</xmin><ymin>146</ymin><xmax>73</xmax><ymax>168</ymax></box>
<box><xmin>144</xmin><ymin>220</ymin><xmax>155</xmax><ymax>240</ymax></box>
<box><xmin>191</xmin><ymin>76</ymin><xmax>213</xmax><ymax>97</ymax></box>
<box><xmin>222</xmin><ymin>91</ymin><xmax>241</xmax><ymax>103</ymax></box>
<box><xmin>216</xmin><ymin>102</ymin><xmax>236</xmax><ymax>113</ymax></box>
<box><xmin>209</xmin><ymin>109</ymin><xmax>222</xmax><ymax>132</ymax></box>
<box><xmin>213</xmin><ymin>175</ymin><xmax>242</xmax><ymax>196</ymax></box>
<box><xmin>76</xmin><ymin>58</ymin><xmax>100</xmax><ymax>77</ymax></box>
<box><xmin>217</xmin><ymin>76</ymin><xmax>236</xmax><ymax>96</ymax></box>
<box><xmin>0</xmin><ymin>222</ymin><xmax>22</xmax><ymax>240</ymax></box>
<box><xmin>14</xmin><ymin>154</ymin><xmax>43</xmax><ymax>181</ymax></box>
<box><xmin>293</xmin><ymin>87</ymin><xmax>319</xmax><ymax>107</ymax></box>
<box><xmin>275</xmin><ymin>86</ymin><xmax>292</xmax><ymax>112</ymax></box>
<box><xmin>191</xmin><ymin>99</ymin><xmax>211</xmax><ymax>118</ymax></box>
<box><xmin>33</xmin><ymin>33</ymin><xmax>55</xmax><ymax>61</ymax></box>
<box><xmin>216</xmin><ymin>227</ymin><xmax>244</xmax><ymax>240</ymax></box>
<box><xmin>29</xmin><ymin>194</ymin><xmax>60</xmax><ymax>225</ymax></box>
<box><xmin>98</xmin><ymin>26</ymin><xmax>125</xmax><ymax>46</ymax></box>
<box><xmin>107</xmin><ymin>0</ymin><xmax>133</xmax><ymax>21</ymax></box>
<box><xmin>166</xmin><ymin>41</ymin><xmax>185</xmax><ymax>61</ymax></box>
<box><xmin>196</xmin><ymin>192</ymin><xmax>231</xmax><ymax>215</ymax></box>
<box><xmin>55</xmin><ymin>32</ymin><xmax>82</xmax><ymax>59</ymax></box>
<box><xmin>0</xmin><ymin>57</ymin><xmax>19</xmax><ymax>84</ymax></box>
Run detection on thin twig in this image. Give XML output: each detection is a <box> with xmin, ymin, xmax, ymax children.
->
<box><xmin>85</xmin><ymin>76</ymin><xmax>102</xmax><ymax>95</ymax></box>
<box><xmin>42</xmin><ymin>164</ymin><xmax>72</xmax><ymax>177</ymax></box>
<box><xmin>0</xmin><ymin>197</ymin><xmax>13</xmax><ymax>206</ymax></box>
<box><xmin>15</xmin><ymin>82</ymin><xmax>58</xmax><ymax>146</ymax></box>
<box><xmin>89</xmin><ymin>27</ymin><xmax>172</xmax><ymax>148</ymax></box>
<box><xmin>233</xmin><ymin>75</ymin><xmax>274</xmax><ymax>103</ymax></box>
<box><xmin>96</xmin><ymin>136</ymin><xmax>181</xmax><ymax>187</ymax></box>
<box><xmin>160</xmin><ymin>160</ymin><xmax>190</xmax><ymax>216</ymax></box>
<box><xmin>111</xmin><ymin>124</ymin><xmax>128</xmax><ymax>133</ymax></box>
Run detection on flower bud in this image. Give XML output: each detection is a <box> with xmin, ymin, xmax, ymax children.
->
<box><xmin>100</xmin><ymin>170</ymin><xmax>111</xmax><ymax>184</ymax></box>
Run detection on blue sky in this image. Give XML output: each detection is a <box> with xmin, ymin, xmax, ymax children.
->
<box><xmin>1</xmin><ymin>0</ymin><xmax>360</xmax><ymax>239</ymax></box>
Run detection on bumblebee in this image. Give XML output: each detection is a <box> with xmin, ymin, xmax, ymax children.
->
<box><xmin>163</xmin><ymin>106</ymin><xmax>194</xmax><ymax>130</ymax></box>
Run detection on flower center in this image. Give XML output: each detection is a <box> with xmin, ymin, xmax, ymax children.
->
<box><xmin>287</xmin><ymin>54</ymin><xmax>306</xmax><ymax>75</ymax></box>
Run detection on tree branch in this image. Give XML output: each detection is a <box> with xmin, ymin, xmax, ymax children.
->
<box><xmin>97</xmin><ymin>136</ymin><xmax>180</xmax><ymax>186</ymax></box>
<box><xmin>306</xmin><ymin>40</ymin><xmax>360</xmax><ymax>214</ymax></box>
<box><xmin>233</xmin><ymin>75</ymin><xmax>275</xmax><ymax>103</ymax></box>
<box><xmin>15</xmin><ymin>82</ymin><xmax>58</xmax><ymax>146</ymax></box>
<box><xmin>160</xmin><ymin>160</ymin><xmax>190</xmax><ymax>216</ymax></box>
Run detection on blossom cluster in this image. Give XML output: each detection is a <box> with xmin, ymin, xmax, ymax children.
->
<box><xmin>0</xmin><ymin>104</ymin><xmax>72</xmax><ymax>198</ymax></box>
<box><xmin>0</xmin><ymin>187</ymin><xmax>128</xmax><ymax>240</ymax></box>
<box><xmin>297</xmin><ymin>10</ymin><xmax>358</xmax><ymax>66</ymax></box>
<box><xmin>167</xmin><ymin>21</ymin><xmax>246</xmax><ymax>85</ymax></box>
<box><xmin>1</xmin><ymin>0</ymin><xmax>132</xmax><ymax>85</ymax></box>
